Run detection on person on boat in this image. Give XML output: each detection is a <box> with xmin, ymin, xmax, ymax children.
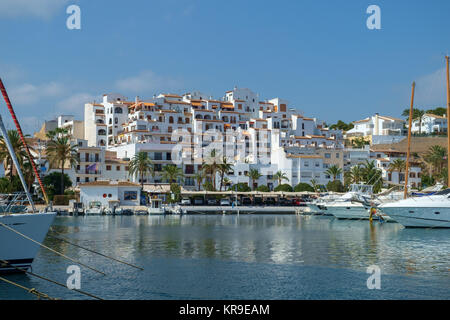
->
<box><xmin>369</xmin><ymin>206</ymin><xmax>377</xmax><ymax>222</ymax></box>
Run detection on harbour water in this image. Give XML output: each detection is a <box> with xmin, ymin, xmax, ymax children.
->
<box><xmin>1</xmin><ymin>214</ymin><xmax>449</xmax><ymax>300</ymax></box>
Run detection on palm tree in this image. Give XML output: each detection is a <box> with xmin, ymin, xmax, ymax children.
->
<box><xmin>345</xmin><ymin>164</ymin><xmax>364</xmax><ymax>185</ymax></box>
<box><xmin>0</xmin><ymin>130</ymin><xmax>29</xmax><ymax>179</ymax></box>
<box><xmin>22</xmin><ymin>160</ymin><xmax>35</xmax><ymax>192</ymax></box>
<box><xmin>247</xmin><ymin>168</ymin><xmax>261</xmax><ymax>191</ymax></box>
<box><xmin>361</xmin><ymin>160</ymin><xmax>383</xmax><ymax>193</ymax></box>
<box><xmin>162</xmin><ymin>164</ymin><xmax>184</xmax><ymax>184</ymax></box>
<box><xmin>402</xmin><ymin>108</ymin><xmax>425</xmax><ymax>134</ymax></box>
<box><xmin>325</xmin><ymin>165</ymin><xmax>342</xmax><ymax>181</ymax></box>
<box><xmin>309</xmin><ymin>178</ymin><xmax>319</xmax><ymax>192</ymax></box>
<box><xmin>273</xmin><ymin>170</ymin><xmax>289</xmax><ymax>186</ymax></box>
<box><xmin>223</xmin><ymin>177</ymin><xmax>232</xmax><ymax>190</ymax></box>
<box><xmin>46</xmin><ymin>127</ymin><xmax>70</xmax><ymax>140</ymax></box>
<box><xmin>46</xmin><ymin>136</ymin><xmax>78</xmax><ymax>194</ymax></box>
<box><xmin>423</xmin><ymin>145</ymin><xmax>447</xmax><ymax>177</ymax></box>
<box><xmin>388</xmin><ymin>159</ymin><xmax>406</xmax><ymax>173</ymax></box>
<box><xmin>202</xmin><ymin>149</ymin><xmax>220</xmax><ymax>190</ymax></box>
<box><xmin>193</xmin><ymin>170</ymin><xmax>205</xmax><ymax>191</ymax></box>
<box><xmin>352</xmin><ymin>137</ymin><xmax>369</xmax><ymax>149</ymax></box>
<box><xmin>128</xmin><ymin>152</ymin><xmax>154</xmax><ymax>189</ymax></box>
<box><xmin>217</xmin><ymin>157</ymin><xmax>234</xmax><ymax>191</ymax></box>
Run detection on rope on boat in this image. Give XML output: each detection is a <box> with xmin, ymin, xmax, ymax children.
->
<box><xmin>0</xmin><ymin>275</ymin><xmax>57</xmax><ymax>300</ymax></box>
<box><xmin>48</xmin><ymin>230</ymin><xmax>144</xmax><ymax>271</ymax></box>
<box><xmin>0</xmin><ymin>221</ymin><xmax>106</xmax><ymax>276</ymax></box>
<box><xmin>0</xmin><ymin>259</ymin><xmax>103</xmax><ymax>300</ymax></box>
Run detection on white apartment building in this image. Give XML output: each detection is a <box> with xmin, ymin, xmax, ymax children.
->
<box><xmin>411</xmin><ymin>113</ymin><xmax>447</xmax><ymax>134</ymax></box>
<box><xmin>347</xmin><ymin>113</ymin><xmax>405</xmax><ymax>137</ymax></box>
<box><xmin>81</xmin><ymin>87</ymin><xmax>345</xmax><ymax>190</ymax></box>
<box><xmin>371</xmin><ymin>150</ymin><xmax>422</xmax><ymax>189</ymax></box>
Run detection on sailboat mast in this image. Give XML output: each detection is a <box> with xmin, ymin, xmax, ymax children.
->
<box><xmin>446</xmin><ymin>56</ymin><xmax>450</xmax><ymax>187</ymax></box>
<box><xmin>404</xmin><ymin>81</ymin><xmax>415</xmax><ymax>199</ymax></box>
<box><xmin>0</xmin><ymin>78</ymin><xmax>49</xmax><ymax>204</ymax></box>
<box><xmin>0</xmin><ymin>115</ymin><xmax>36</xmax><ymax>212</ymax></box>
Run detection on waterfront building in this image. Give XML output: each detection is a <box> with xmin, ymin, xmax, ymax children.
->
<box><xmin>79</xmin><ymin>87</ymin><xmax>345</xmax><ymax>190</ymax></box>
<box><xmin>79</xmin><ymin>180</ymin><xmax>141</xmax><ymax>208</ymax></box>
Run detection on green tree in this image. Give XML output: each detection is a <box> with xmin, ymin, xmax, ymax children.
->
<box><xmin>352</xmin><ymin>137</ymin><xmax>370</xmax><ymax>148</ymax></box>
<box><xmin>42</xmin><ymin>172</ymin><xmax>72</xmax><ymax>198</ymax></box>
<box><xmin>361</xmin><ymin>160</ymin><xmax>383</xmax><ymax>193</ymax></box>
<box><xmin>193</xmin><ymin>170</ymin><xmax>205</xmax><ymax>191</ymax></box>
<box><xmin>217</xmin><ymin>157</ymin><xmax>234</xmax><ymax>191</ymax></box>
<box><xmin>326</xmin><ymin>180</ymin><xmax>345</xmax><ymax>192</ymax></box>
<box><xmin>294</xmin><ymin>183</ymin><xmax>314</xmax><ymax>192</ymax></box>
<box><xmin>0</xmin><ymin>130</ymin><xmax>29</xmax><ymax>179</ymax></box>
<box><xmin>273</xmin><ymin>170</ymin><xmax>289</xmax><ymax>186</ymax></box>
<box><xmin>46</xmin><ymin>135</ymin><xmax>78</xmax><ymax>195</ymax></box>
<box><xmin>247</xmin><ymin>168</ymin><xmax>261</xmax><ymax>191</ymax></box>
<box><xmin>128</xmin><ymin>152</ymin><xmax>154</xmax><ymax>189</ymax></box>
<box><xmin>309</xmin><ymin>179</ymin><xmax>320</xmax><ymax>192</ymax></box>
<box><xmin>202</xmin><ymin>149</ymin><xmax>220</xmax><ymax>191</ymax></box>
<box><xmin>426</xmin><ymin>107</ymin><xmax>446</xmax><ymax>117</ymax></box>
<box><xmin>402</xmin><ymin>108</ymin><xmax>425</xmax><ymax>134</ymax></box>
<box><xmin>325</xmin><ymin>165</ymin><xmax>342</xmax><ymax>181</ymax></box>
<box><xmin>229</xmin><ymin>183</ymin><xmax>251</xmax><ymax>192</ymax></box>
<box><xmin>345</xmin><ymin>164</ymin><xmax>364</xmax><ymax>186</ymax></box>
<box><xmin>162</xmin><ymin>164</ymin><xmax>184</xmax><ymax>184</ymax></box>
<box><xmin>256</xmin><ymin>185</ymin><xmax>270</xmax><ymax>192</ymax></box>
<box><xmin>388</xmin><ymin>159</ymin><xmax>406</xmax><ymax>175</ymax></box>
<box><xmin>223</xmin><ymin>177</ymin><xmax>232</xmax><ymax>190</ymax></box>
<box><xmin>423</xmin><ymin>145</ymin><xmax>447</xmax><ymax>177</ymax></box>
<box><xmin>329</xmin><ymin>120</ymin><xmax>354</xmax><ymax>131</ymax></box>
<box><xmin>274</xmin><ymin>184</ymin><xmax>293</xmax><ymax>192</ymax></box>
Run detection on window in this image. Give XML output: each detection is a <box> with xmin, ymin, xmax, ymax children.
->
<box><xmin>116</xmin><ymin>166</ymin><xmax>120</xmax><ymax>171</ymax></box>
<box><xmin>336</xmin><ymin>153</ymin><xmax>339</xmax><ymax>158</ymax></box>
<box><xmin>114</xmin><ymin>107</ymin><xmax>123</xmax><ymax>113</ymax></box>
<box><xmin>106</xmin><ymin>165</ymin><xmax>111</xmax><ymax>171</ymax></box>
<box><xmin>154</xmin><ymin>152</ymin><xmax>162</xmax><ymax>160</ymax></box>
<box><xmin>124</xmin><ymin>191</ymin><xmax>137</xmax><ymax>201</ymax></box>
<box><xmin>325</xmin><ymin>153</ymin><xmax>331</xmax><ymax>159</ymax></box>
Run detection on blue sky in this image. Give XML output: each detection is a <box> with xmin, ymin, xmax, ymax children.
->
<box><xmin>0</xmin><ymin>0</ymin><xmax>449</xmax><ymax>134</ymax></box>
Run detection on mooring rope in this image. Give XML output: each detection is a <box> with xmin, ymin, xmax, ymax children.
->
<box><xmin>48</xmin><ymin>229</ymin><xmax>144</xmax><ymax>271</ymax></box>
<box><xmin>0</xmin><ymin>259</ymin><xmax>103</xmax><ymax>300</ymax></box>
<box><xmin>0</xmin><ymin>222</ymin><xmax>105</xmax><ymax>276</ymax></box>
<box><xmin>0</xmin><ymin>275</ymin><xmax>57</xmax><ymax>300</ymax></box>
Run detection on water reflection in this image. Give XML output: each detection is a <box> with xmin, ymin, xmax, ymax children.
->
<box><xmin>49</xmin><ymin>215</ymin><xmax>450</xmax><ymax>280</ymax></box>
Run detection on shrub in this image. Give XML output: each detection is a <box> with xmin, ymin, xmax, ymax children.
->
<box><xmin>294</xmin><ymin>183</ymin><xmax>314</xmax><ymax>192</ymax></box>
<box><xmin>229</xmin><ymin>183</ymin><xmax>251</xmax><ymax>192</ymax></box>
<box><xmin>274</xmin><ymin>184</ymin><xmax>293</xmax><ymax>192</ymax></box>
<box><xmin>256</xmin><ymin>185</ymin><xmax>270</xmax><ymax>192</ymax></box>
<box><xmin>326</xmin><ymin>180</ymin><xmax>345</xmax><ymax>192</ymax></box>
<box><xmin>53</xmin><ymin>194</ymin><xmax>76</xmax><ymax>205</ymax></box>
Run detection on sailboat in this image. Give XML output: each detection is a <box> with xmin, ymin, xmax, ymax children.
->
<box><xmin>0</xmin><ymin>79</ymin><xmax>56</xmax><ymax>272</ymax></box>
<box><xmin>379</xmin><ymin>58</ymin><xmax>450</xmax><ymax>228</ymax></box>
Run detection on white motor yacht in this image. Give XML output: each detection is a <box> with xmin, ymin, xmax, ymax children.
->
<box><xmin>378</xmin><ymin>189</ymin><xmax>450</xmax><ymax>228</ymax></box>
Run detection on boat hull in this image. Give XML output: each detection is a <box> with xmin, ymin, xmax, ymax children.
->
<box><xmin>0</xmin><ymin>212</ymin><xmax>56</xmax><ymax>273</ymax></box>
<box><xmin>378</xmin><ymin>207</ymin><xmax>450</xmax><ymax>228</ymax></box>
<box><xmin>327</xmin><ymin>205</ymin><xmax>371</xmax><ymax>220</ymax></box>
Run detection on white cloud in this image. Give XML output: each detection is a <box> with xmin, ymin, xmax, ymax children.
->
<box><xmin>56</xmin><ymin>92</ymin><xmax>100</xmax><ymax>116</ymax></box>
<box><xmin>0</xmin><ymin>0</ymin><xmax>70</xmax><ymax>19</ymax></box>
<box><xmin>8</xmin><ymin>82</ymin><xmax>66</xmax><ymax>105</ymax></box>
<box><xmin>115</xmin><ymin>70</ymin><xmax>183</xmax><ymax>94</ymax></box>
<box><xmin>414</xmin><ymin>67</ymin><xmax>447</xmax><ymax>107</ymax></box>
